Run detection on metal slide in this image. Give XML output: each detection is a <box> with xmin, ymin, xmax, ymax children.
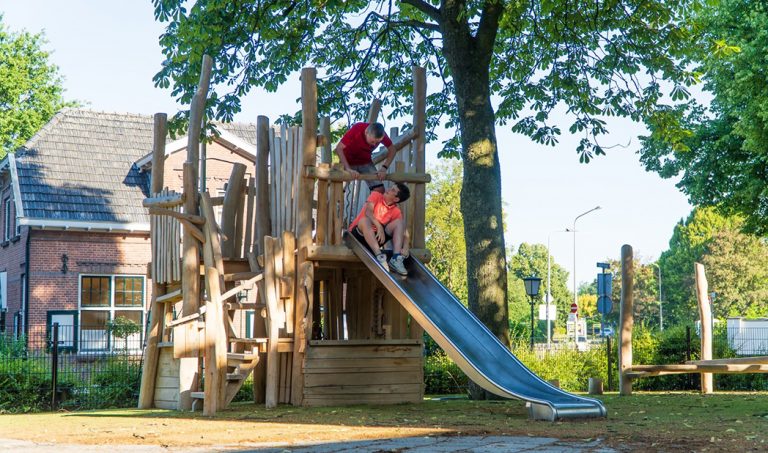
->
<box><xmin>344</xmin><ymin>233</ymin><xmax>607</xmax><ymax>421</ymax></box>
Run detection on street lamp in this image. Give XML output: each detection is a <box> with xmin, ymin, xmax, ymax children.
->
<box><xmin>546</xmin><ymin>230</ymin><xmax>569</xmax><ymax>347</ymax></box>
<box><xmin>523</xmin><ymin>276</ymin><xmax>542</xmax><ymax>351</ymax></box>
<box><xmin>572</xmin><ymin>206</ymin><xmax>601</xmax><ymax>343</ymax></box>
<box><xmin>652</xmin><ymin>263</ymin><xmax>663</xmax><ymax>331</ymax></box>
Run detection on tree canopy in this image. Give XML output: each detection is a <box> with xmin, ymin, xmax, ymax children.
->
<box><xmin>640</xmin><ymin>0</ymin><xmax>768</xmax><ymax>235</ymax></box>
<box><xmin>656</xmin><ymin>207</ymin><xmax>768</xmax><ymax>324</ymax></box>
<box><xmin>0</xmin><ymin>16</ymin><xmax>71</xmax><ymax>157</ymax></box>
<box><xmin>154</xmin><ymin>0</ymin><xmax>702</xmax><ymax>347</ymax></box>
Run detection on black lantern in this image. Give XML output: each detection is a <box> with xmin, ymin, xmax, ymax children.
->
<box><xmin>523</xmin><ymin>276</ymin><xmax>542</xmax><ymax>350</ymax></box>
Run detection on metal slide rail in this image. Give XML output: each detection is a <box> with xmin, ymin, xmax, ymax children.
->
<box><xmin>344</xmin><ymin>232</ymin><xmax>607</xmax><ymax>421</ymax></box>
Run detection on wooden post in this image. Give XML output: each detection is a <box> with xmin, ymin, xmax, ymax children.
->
<box><xmin>254</xmin><ymin>116</ymin><xmax>272</xmax><ymax>258</ymax></box>
<box><xmin>411</xmin><ymin>66</ymin><xmax>426</xmax><ymax>250</ymax></box>
<box><xmin>139</xmin><ymin>112</ymin><xmax>167</xmax><ymax>409</ymax></box>
<box><xmin>200</xmin><ymin>193</ymin><xmax>228</xmax><ymax>415</ymax></box>
<box><xmin>695</xmin><ymin>262</ymin><xmax>714</xmax><ymax>393</ymax></box>
<box><xmin>221</xmin><ymin>163</ymin><xmax>247</xmax><ymax>258</ymax></box>
<box><xmin>290</xmin><ymin>67</ymin><xmax>318</xmax><ymax>405</ymax></box>
<box><xmin>367</xmin><ymin>98</ymin><xmax>382</xmax><ymax>124</ymax></box>
<box><xmin>619</xmin><ymin>244</ymin><xmax>634</xmax><ymax>396</ymax></box>
<box><xmin>292</xmin><ymin>261</ymin><xmax>313</xmax><ymax>405</ymax></box>
<box><xmin>178</xmin><ymin>55</ymin><xmax>213</xmax><ymax>411</ymax></box>
<box><xmin>264</xmin><ymin>236</ymin><xmax>280</xmax><ymax>408</ymax></box>
<box><xmin>320</xmin><ymin>117</ymin><xmax>332</xmax><ymax>164</ymax></box>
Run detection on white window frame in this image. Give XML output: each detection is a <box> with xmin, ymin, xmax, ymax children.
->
<box><xmin>78</xmin><ymin>274</ymin><xmax>146</xmax><ymax>352</ymax></box>
<box><xmin>3</xmin><ymin>198</ymin><xmax>11</xmax><ymax>241</ymax></box>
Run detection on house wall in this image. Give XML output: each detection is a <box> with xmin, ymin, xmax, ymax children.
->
<box><xmin>0</xmin><ymin>172</ymin><xmax>25</xmax><ymax>336</ymax></box>
<box><xmin>26</xmin><ymin>230</ymin><xmax>151</xmax><ymax>350</ymax></box>
<box><xmin>162</xmin><ymin>141</ymin><xmax>256</xmax><ymax>195</ymax></box>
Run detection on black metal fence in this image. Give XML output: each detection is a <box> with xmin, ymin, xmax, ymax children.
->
<box><xmin>3</xmin><ymin>324</ymin><xmax>768</xmax><ymax>412</ymax></box>
<box><xmin>0</xmin><ymin>324</ymin><xmax>143</xmax><ymax>412</ymax></box>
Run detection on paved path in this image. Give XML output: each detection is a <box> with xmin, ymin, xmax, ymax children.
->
<box><xmin>1</xmin><ymin>436</ymin><xmax>616</xmax><ymax>452</ymax></box>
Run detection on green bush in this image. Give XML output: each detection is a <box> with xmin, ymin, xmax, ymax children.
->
<box><xmin>511</xmin><ymin>339</ymin><xmax>608</xmax><ymax>392</ymax></box>
<box><xmin>0</xmin><ymin>359</ymin><xmax>54</xmax><ymax>413</ymax></box>
<box><xmin>424</xmin><ymin>352</ymin><xmax>468</xmax><ymax>395</ymax></box>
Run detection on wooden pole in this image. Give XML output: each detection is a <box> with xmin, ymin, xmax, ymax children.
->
<box><xmin>139</xmin><ymin>112</ymin><xmax>167</xmax><ymax>409</ymax></box>
<box><xmin>367</xmin><ymin>98</ymin><xmax>382</xmax><ymax>124</ymax></box>
<box><xmin>412</xmin><ymin>66</ymin><xmax>426</xmax><ymax>249</ymax></box>
<box><xmin>264</xmin><ymin>236</ymin><xmax>280</xmax><ymax>408</ymax></box>
<box><xmin>177</xmin><ymin>55</ymin><xmax>212</xmax><ymax>411</ymax></box>
<box><xmin>695</xmin><ymin>262</ymin><xmax>714</xmax><ymax>393</ymax></box>
<box><xmin>320</xmin><ymin>116</ymin><xmax>332</xmax><ymax>164</ymax></box>
<box><xmin>200</xmin><ymin>193</ymin><xmax>228</xmax><ymax>415</ymax></box>
<box><xmin>254</xmin><ymin>116</ymin><xmax>272</xmax><ymax>258</ymax></box>
<box><xmin>221</xmin><ymin>163</ymin><xmax>247</xmax><ymax>258</ymax></box>
<box><xmin>619</xmin><ymin>244</ymin><xmax>634</xmax><ymax>396</ymax></box>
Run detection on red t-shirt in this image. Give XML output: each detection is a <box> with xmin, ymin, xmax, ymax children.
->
<box><xmin>340</xmin><ymin>122</ymin><xmax>393</xmax><ymax>165</ymax></box>
<box><xmin>349</xmin><ymin>191</ymin><xmax>402</xmax><ymax>231</ymax></box>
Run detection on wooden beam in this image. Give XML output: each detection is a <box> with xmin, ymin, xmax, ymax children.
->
<box><xmin>263</xmin><ymin>236</ymin><xmax>280</xmax><ymax>408</ymax></box>
<box><xmin>219</xmin><ymin>273</ymin><xmax>264</xmax><ymax>302</ymax></box>
<box><xmin>143</xmin><ymin>193</ymin><xmax>184</xmax><ymax>209</ymax></box>
<box><xmin>695</xmin><ymin>262</ymin><xmax>714</xmax><ymax>393</ymax></box>
<box><xmin>148</xmin><ymin>207</ymin><xmax>205</xmax><ymax>225</ymax></box>
<box><xmin>304</xmin><ymin>166</ymin><xmax>430</xmax><ymax>184</ymax></box>
<box><xmin>686</xmin><ymin>356</ymin><xmax>768</xmax><ymax>365</ymax></box>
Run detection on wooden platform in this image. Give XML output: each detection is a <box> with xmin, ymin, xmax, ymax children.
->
<box><xmin>303</xmin><ymin>339</ymin><xmax>424</xmax><ymax>406</ymax></box>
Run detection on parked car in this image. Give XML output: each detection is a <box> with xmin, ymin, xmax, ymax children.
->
<box><xmin>600</xmin><ymin>326</ymin><xmax>614</xmax><ymax>337</ymax></box>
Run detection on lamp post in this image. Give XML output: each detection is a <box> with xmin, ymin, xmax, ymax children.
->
<box><xmin>572</xmin><ymin>206</ymin><xmax>601</xmax><ymax>343</ymax></box>
<box><xmin>652</xmin><ymin>263</ymin><xmax>663</xmax><ymax>331</ymax></box>
<box><xmin>546</xmin><ymin>230</ymin><xmax>568</xmax><ymax>347</ymax></box>
<box><xmin>523</xmin><ymin>276</ymin><xmax>542</xmax><ymax>351</ymax></box>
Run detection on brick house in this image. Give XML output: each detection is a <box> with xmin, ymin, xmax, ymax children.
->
<box><xmin>0</xmin><ymin>109</ymin><xmax>256</xmax><ymax>351</ymax></box>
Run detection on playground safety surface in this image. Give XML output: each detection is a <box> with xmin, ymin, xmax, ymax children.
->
<box><xmin>0</xmin><ymin>394</ymin><xmax>765</xmax><ymax>452</ymax></box>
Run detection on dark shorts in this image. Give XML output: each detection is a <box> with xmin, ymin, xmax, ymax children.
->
<box><xmin>350</xmin><ymin>162</ymin><xmax>384</xmax><ymax>190</ymax></box>
<box><xmin>351</xmin><ymin>225</ymin><xmax>392</xmax><ymax>249</ymax></box>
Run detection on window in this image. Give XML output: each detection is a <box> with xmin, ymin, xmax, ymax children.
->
<box><xmin>47</xmin><ymin>311</ymin><xmax>78</xmax><ymax>352</ymax></box>
<box><xmin>79</xmin><ymin>275</ymin><xmax>145</xmax><ymax>352</ymax></box>
<box><xmin>3</xmin><ymin>198</ymin><xmax>11</xmax><ymax>241</ymax></box>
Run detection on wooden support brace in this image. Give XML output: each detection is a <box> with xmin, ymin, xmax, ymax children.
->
<box><xmin>143</xmin><ymin>193</ymin><xmax>184</xmax><ymax>208</ymax></box>
<box><xmin>305</xmin><ymin>166</ymin><xmax>430</xmax><ymax>183</ymax></box>
<box><xmin>148</xmin><ymin>207</ymin><xmax>205</xmax><ymax>225</ymax></box>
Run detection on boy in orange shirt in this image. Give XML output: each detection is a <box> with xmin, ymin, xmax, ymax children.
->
<box><xmin>349</xmin><ymin>183</ymin><xmax>411</xmax><ymax>275</ymax></box>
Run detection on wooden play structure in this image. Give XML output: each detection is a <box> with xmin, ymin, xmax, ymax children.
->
<box><xmin>617</xmin><ymin>245</ymin><xmax>768</xmax><ymax>395</ymax></box>
<box><xmin>137</xmin><ymin>57</ymin><xmax>433</xmax><ymax>415</ymax></box>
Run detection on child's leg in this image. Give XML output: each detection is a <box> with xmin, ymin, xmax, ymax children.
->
<box><xmin>385</xmin><ymin>218</ymin><xmax>405</xmax><ymax>255</ymax></box>
<box><xmin>356</xmin><ymin>218</ymin><xmax>382</xmax><ymax>255</ymax></box>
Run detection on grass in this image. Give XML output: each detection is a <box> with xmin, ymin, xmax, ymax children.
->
<box><xmin>0</xmin><ymin>392</ymin><xmax>766</xmax><ymax>451</ymax></box>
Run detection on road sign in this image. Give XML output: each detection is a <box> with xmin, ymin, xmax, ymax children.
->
<box><xmin>597</xmin><ymin>295</ymin><xmax>613</xmax><ymax>314</ymax></box>
<box><xmin>597</xmin><ymin>273</ymin><xmax>612</xmax><ymax>297</ymax></box>
<box><xmin>570</xmin><ymin>302</ymin><xmax>578</xmax><ymax>314</ymax></box>
<box><xmin>538</xmin><ymin>304</ymin><xmax>557</xmax><ymax>320</ymax></box>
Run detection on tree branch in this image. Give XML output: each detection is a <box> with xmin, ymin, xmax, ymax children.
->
<box><xmin>401</xmin><ymin>0</ymin><xmax>441</xmax><ymax>23</ymax></box>
<box><xmin>476</xmin><ymin>1</ymin><xmax>503</xmax><ymax>60</ymax></box>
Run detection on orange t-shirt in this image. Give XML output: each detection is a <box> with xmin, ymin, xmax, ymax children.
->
<box><xmin>349</xmin><ymin>191</ymin><xmax>402</xmax><ymax>231</ymax></box>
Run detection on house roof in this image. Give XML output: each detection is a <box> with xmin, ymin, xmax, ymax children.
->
<box><xmin>12</xmin><ymin>109</ymin><xmax>256</xmax><ymax>230</ymax></box>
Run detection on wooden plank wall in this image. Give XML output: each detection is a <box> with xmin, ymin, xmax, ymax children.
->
<box><xmin>303</xmin><ymin>340</ymin><xmax>423</xmax><ymax>406</ymax></box>
<box><xmin>154</xmin><ymin>346</ymin><xmax>180</xmax><ymax>409</ymax></box>
<box><xmin>268</xmin><ymin>125</ymin><xmax>303</xmax><ymax>238</ymax></box>
<box><xmin>150</xmin><ymin>188</ymin><xmax>181</xmax><ymax>284</ymax></box>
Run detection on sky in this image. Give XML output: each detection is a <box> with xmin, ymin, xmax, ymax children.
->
<box><xmin>0</xmin><ymin>2</ymin><xmax>694</xmax><ymax>298</ymax></box>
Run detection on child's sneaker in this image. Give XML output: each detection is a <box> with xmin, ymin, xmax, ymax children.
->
<box><xmin>376</xmin><ymin>253</ymin><xmax>390</xmax><ymax>272</ymax></box>
<box><xmin>389</xmin><ymin>254</ymin><xmax>407</xmax><ymax>276</ymax></box>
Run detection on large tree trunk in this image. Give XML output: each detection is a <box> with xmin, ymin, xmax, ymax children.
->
<box><xmin>440</xmin><ymin>5</ymin><xmax>509</xmax><ymax>399</ymax></box>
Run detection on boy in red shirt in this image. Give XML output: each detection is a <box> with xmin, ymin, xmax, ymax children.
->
<box><xmin>335</xmin><ymin>122</ymin><xmax>397</xmax><ymax>193</ymax></box>
<box><xmin>349</xmin><ymin>183</ymin><xmax>411</xmax><ymax>275</ymax></box>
